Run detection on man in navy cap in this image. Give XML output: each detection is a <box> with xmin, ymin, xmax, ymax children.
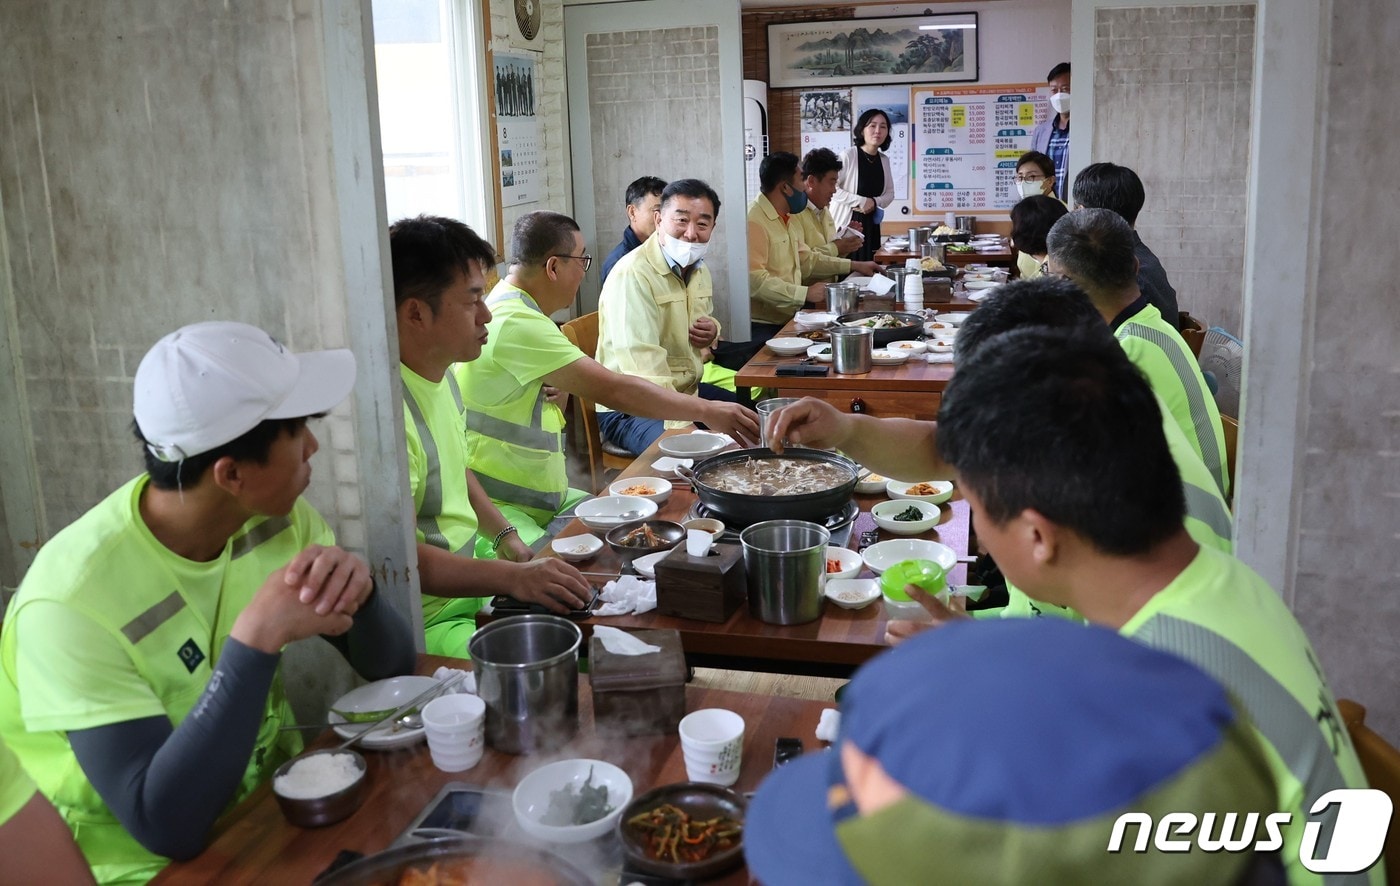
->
<box><xmin>746</xmin><ymin>619</ymin><xmax>1284</xmax><ymax>885</ymax></box>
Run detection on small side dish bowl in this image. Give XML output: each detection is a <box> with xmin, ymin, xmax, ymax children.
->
<box><xmin>886</xmin><ymin>340</ymin><xmax>927</xmax><ymax>355</ymax></box>
<box><xmin>606</xmin><ymin>520</ymin><xmax>686</xmax><ymax>564</ymax></box>
<box><xmin>608</xmin><ymin>476</ymin><xmax>672</xmax><ymax>505</ymax></box>
<box><xmin>765</xmin><ymin>337</ymin><xmax>813</xmax><ymax>356</ymax></box>
<box><xmin>512</xmin><ymin>759</ymin><xmax>633</xmax><ymax>844</ymax></box>
<box><xmin>272</xmin><ymin>749</ymin><xmax>368</xmax><ymax>828</ymax></box>
<box><xmin>825</xmin><ymin>578</ymin><xmax>881</xmax><ymax>610</ymax></box>
<box><xmin>550</xmin><ymin>534</ymin><xmax>603</xmax><ymax>562</ymax></box>
<box><xmin>870</xmin><ymin>349</ymin><xmax>910</xmax><ymax>366</ymax></box>
<box><xmin>807</xmin><ymin>343</ymin><xmax>834</xmax><ymax>363</ymax></box>
<box><xmin>618</xmin><ymin>783</ymin><xmax>747</xmax><ymax>879</ymax></box>
<box><xmin>824</xmin><ymin>546</ymin><xmax>864</xmax><ymax>580</ymax></box>
<box><xmin>682</xmin><ymin>517</ymin><xmax>726</xmax><ymax>537</ymax></box>
<box><xmin>886</xmin><ymin>479</ymin><xmax>955</xmax><ymax>505</ymax></box>
<box><xmin>871</xmin><ymin>500</ymin><xmax>941</xmax><ymax>536</ymax></box>
<box><xmin>862</xmin><ymin>539</ymin><xmax>958</xmax><ymax>575</ymax></box>
<box><xmin>576</xmin><ymin>496</ymin><xmax>659</xmax><ymax>531</ymax></box>
<box><xmin>658</xmin><ymin>433</ymin><xmax>730</xmax><ymax>460</ymax></box>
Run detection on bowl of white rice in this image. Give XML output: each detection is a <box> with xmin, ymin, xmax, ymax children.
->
<box><xmin>272</xmin><ymin>749</ymin><xmax>368</xmax><ymax>828</ymax></box>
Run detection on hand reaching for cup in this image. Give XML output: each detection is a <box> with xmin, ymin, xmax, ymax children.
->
<box><xmin>883</xmin><ymin>584</ymin><xmax>969</xmax><ymax>646</ymax></box>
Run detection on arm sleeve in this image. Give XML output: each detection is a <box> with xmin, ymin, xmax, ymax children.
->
<box><xmin>876</xmin><ymin>153</ymin><xmax>896</xmax><ymax>209</ymax></box>
<box><xmin>322</xmin><ymin>580</ymin><xmax>417</xmax><ymax>680</ymax></box>
<box><xmin>747</xmin><ymin>219</ymin><xmax>807</xmax><ymax>314</ymax></box>
<box><xmin>828</xmin><ymin>147</ymin><xmax>863</xmax><ymax>232</ymax></box>
<box><xmin>597</xmin><ymin>274</ymin><xmax>679</xmax><ymax>391</ymax></box>
<box><xmin>66</xmin><ymin>639</ymin><xmax>280</xmax><ymax>861</ymax></box>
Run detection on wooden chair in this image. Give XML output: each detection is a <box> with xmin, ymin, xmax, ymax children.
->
<box><xmin>1337</xmin><ymin>700</ymin><xmax>1400</xmax><ymax>879</ymax></box>
<box><xmin>1220</xmin><ymin>413</ymin><xmax>1239</xmax><ymax>501</ymax></box>
<box><xmin>560</xmin><ymin>312</ymin><xmax>634</xmax><ymax>492</ymax></box>
<box><xmin>1179</xmin><ymin>311</ymin><xmax>1207</xmax><ymax>358</ymax></box>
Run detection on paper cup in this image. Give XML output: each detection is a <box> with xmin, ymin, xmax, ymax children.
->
<box><xmin>686</xmin><ymin>529</ymin><xmax>714</xmax><ymax>557</ymax></box>
<box><xmin>423</xmin><ymin>694</ymin><xmax>486</xmax><ymax>772</ymax></box>
<box><xmin>679</xmin><ymin>709</ymin><xmax>744</xmax><ymax>786</ymax></box>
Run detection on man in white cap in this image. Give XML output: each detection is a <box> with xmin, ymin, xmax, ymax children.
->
<box><xmin>0</xmin><ymin>321</ymin><xmax>415</xmax><ymax>884</ymax></box>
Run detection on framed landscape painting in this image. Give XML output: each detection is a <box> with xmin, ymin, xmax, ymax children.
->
<box><xmin>767</xmin><ymin>13</ymin><xmax>978</xmax><ymax>89</ymax></box>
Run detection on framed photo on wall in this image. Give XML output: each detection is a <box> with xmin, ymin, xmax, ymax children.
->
<box><xmin>767</xmin><ymin>13</ymin><xmax>978</xmax><ymax>89</ymax></box>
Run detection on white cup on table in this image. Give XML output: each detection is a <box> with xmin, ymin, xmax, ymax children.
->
<box><xmin>679</xmin><ymin>708</ymin><xmax>745</xmax><ymax>786</ymax></box>
<box><xmin>422</xmin><ymin>693</ymin><xmax>486</xmax><ymax>772</ymax></box>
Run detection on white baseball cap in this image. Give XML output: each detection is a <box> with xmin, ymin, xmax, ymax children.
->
<box><xmin>133</xmin><ymin>321</ymin><xmax>357</xmax><ymax>462</ymax></box>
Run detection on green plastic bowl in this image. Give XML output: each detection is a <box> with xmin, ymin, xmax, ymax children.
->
<box><xmin>879</xmin><ymin>559</ymin><xmax>947</xmax><ymax>602</ymax></box>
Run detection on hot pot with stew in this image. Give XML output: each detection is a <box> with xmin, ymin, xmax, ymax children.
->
<box><xmin>678</xmin><ymin>449</ymin><xmax>858</xmax><ymax>527</ymax></box>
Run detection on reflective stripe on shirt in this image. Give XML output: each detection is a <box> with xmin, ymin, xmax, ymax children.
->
<box><xmin>1117</xmin><ymin>321</ymin><xmax>1228</xmax><ymax>495</ymax></box>
<box><xmin>1183</xmin><ymin>481</ymin><xmax>1233</xmax><ymax>543</ymax></box>
<box><xmin>402</xmin><ymin>376</ymin><xmax>476</xmax><ymax>556</ymax></box>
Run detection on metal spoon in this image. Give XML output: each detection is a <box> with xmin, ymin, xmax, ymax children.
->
<box><xmin>278</xmin><ymin>712</ymin><xmax>423</xmax><ymax>734</ymax></box>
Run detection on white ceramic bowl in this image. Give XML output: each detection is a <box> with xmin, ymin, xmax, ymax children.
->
<box><xmin>871</xmin><ymin>499</ymin><xmax>942</xmax><ymax>536</ymax></box>
<box><xmin>608</xmin><ymin>476</ymin><xmax>672</xmax><ymax>505</ymax></box>
<box><xmin>657</xmin><ymin>433</ymin><xmax>730</xmax><ymax>459</ymax></box>
<box><xmin>870</xmin><ymin>349</ymin><xmax>909</xmax><ymax>366</ymax></box>
<box><xmin>807</xmin><ymin>343</ymin><xmax>834</xmax><ymax>363</ymax></box>
<box><xmin>862</xmin><ymin>539</ymin><xmax>958</xmax><ymax>575</ymax></box>
<box><xmin>825</xmin><ymin>546</ymin><xmax>864</xmax><ymax>580</ymax></box>
<box><xmin>550</xmin><ymin>534</ymin><xmax>603</xmax><ymax>562</ymax></box>
<box><xmin>886</xmin><ymin>340</ymin><xmax>927</xmax><ymax>355</ymax></box>
<box><xmin>575</xmin><ymin>495</ymin><xmax>659</xmax><ymax>531</ymax></box>
<box><xmin>854</xmin><ymin>469</ymin><xmax>890</xmax><ymax>495</ymax></box>
<box><xmin>883</xmin><ymin>596</ymin><xmax>935</xmax><ymax>623</ymax></box>
<box><xmin>794</xmin><ymin>310</ymin><xmax>838</xmax><ymax>329</ymax></box>
<box><xmin>512</xmin><ymin>759</ymin><xmax>633</xmax><ymax>844</ymax></box>
<box><xmin>938</xmin><ymin>312</ymin><xmax>974</xmax><ymax>324</ymax></box>
<box><xmin>886</xmin><ymin>479</ymin><xmax>955</xmax><ymax>505</ymax></box>
<box><xmin>328</xmin><ymin>676</ymin><xmax>438</xmax><ymax>750</ymax></box>
<box><xmin>924</xmin><ymin>321</ymin><xmax>959</xmax><ymax>335</ymax></box>
<box><xmin>766</xmin><ymin>337</ymin><xmax>813</xmax><ymax>356</ymax></box>
<box><xmin>927</xmin><ymin>340</ymin><xmax>956</xmax><ymax>354</ymax></box>
<box><xmin>825</xmin><ymin>578</ymin><xmax>880</xmax><ymax>610</ymax></box>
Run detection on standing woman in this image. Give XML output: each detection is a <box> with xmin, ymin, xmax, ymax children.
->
<box><xmin>831</xmin><ymin>109</ymin><xmax>895</xmax><ymax>262</ymax></box>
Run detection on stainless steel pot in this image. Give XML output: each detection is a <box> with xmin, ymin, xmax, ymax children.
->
<box><xmin>679</xmin><ymin>448</ymin><xmax>858</xmax><ymax>528</ymax></box>
<box><xmin>467</xmin><ymin>615</ymin><xmax>580</xmax><ymax>755</ymax></box>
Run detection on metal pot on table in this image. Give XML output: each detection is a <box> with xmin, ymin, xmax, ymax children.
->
<box><xmin>677</xmin><ymin>448</ymin><xmax>858</xmax><ymax>529</ymax></box>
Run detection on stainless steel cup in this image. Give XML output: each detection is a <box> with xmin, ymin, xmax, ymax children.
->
<box><xmin>757</xmin><ymin>397</ymin><xmax>802</xmax><ymax>448</ymax></box>
<box><xmin>909</xmin><ymin>227</ymin><xmax>928</xmax><ymax>252</ymax></box>
<box><xmin>467</xmin><ymin>614</ymin><xmax>581</xmax><ymax>754</ymax></box>
<box><xmin>886</xmin><ymin>267</ymin><xmax>915</xmax><ymax>293</ymax></box>
<box><xmin>955</xmin><ymin>215</ymin><xmax>976</xmax><ymax>233</ymax></box>
<box><xmin>830</xmin><ymin>326</ymin><xmax>873</xmax><ymax>374</ymax></box>
<box><xmin>741</xmin><ymin>519</ymin><xmax>831</xmax><ymax>625</ymax></box>
<box><xmin>824</xmin><ymin>283</ymin><xmax>858</xmax><ymax>316</ymax></box>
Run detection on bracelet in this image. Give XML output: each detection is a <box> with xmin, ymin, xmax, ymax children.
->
<box><xmin>491</xmin><ymin>525</ymin><xmax>519</xmax><ymax>552</ymax></box>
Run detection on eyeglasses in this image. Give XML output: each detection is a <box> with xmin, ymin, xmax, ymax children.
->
<box><xmin>551</xmin><ymin>253</ymin><xmax>593</xmax><ymax>271</ymax></box>
<box><xmin>1014</xmin><ymin>173</ymin><xmax>1046</xmax><ymax>182</ymax></box>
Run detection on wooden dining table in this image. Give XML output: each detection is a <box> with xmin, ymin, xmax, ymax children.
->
<box><xmin>483</xmin><ymin>433</ymin><xmax>971</xmax><ymax>678</ymax></box>
<box><xmin>153</xmin><ymin>654</ymin><xmax>831</xmax><ymax>885</ymax></box>
<box><xmin>734</xmin><ymin>294</ymin><xmax>962</xmax><ymax>421</ymax></box>
<box><xmin>874</xmin><ymin>239</ymin><xmax>1017</xmax><ymax>269</ymax></box>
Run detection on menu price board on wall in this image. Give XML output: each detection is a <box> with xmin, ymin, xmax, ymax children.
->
<box><xmin>912</xmin><ymin>84</ymin><xmax>1051</xmax><ymax>213</ymax></box>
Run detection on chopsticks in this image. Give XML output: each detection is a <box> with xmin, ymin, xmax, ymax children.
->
<box><xmin>333</xmin><ymin>670</ymin><xmax>467</xmax><ymax>750</ymax></box>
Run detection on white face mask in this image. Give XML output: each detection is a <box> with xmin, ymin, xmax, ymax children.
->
<box><xmin>1016</xmin><ymin>180</ymin><xmax>1046</xmax><ymax>200</ymax></box>
<box><xmin>660</xmin><ymin>231</ymin><xmax>708</xmax><ymax>268</ymax></box>
<box><xmin>1050</xmin><ymin>92</ymin><xmax>1071</xmax><ymax>115</ymax></box>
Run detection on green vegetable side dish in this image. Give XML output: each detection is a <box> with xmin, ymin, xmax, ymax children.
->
<box><xmin>541</xmin><ymin>766</ymin><xmax>613</xmax><ymax>826</ymax></box>
<box><xmin>892</xmin><ymin>505</ymin><xmax>924</xmax><ymax>523</ymax></box>
<box><xmin>332</xmin><ymin>706</ymin><xmax>415</xmax><ymax>724</ymax></box>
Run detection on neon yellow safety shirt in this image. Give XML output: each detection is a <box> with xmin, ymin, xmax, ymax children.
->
<box><xmin>791</xmin><ymin>203</ymin><xmax>853</xmax><ymax>286</ymax></box>
<box><xmin>1114</xmin><ymin>298</ymin><xmax>1230</xmax><ymax>498</ymax></box>
<box><xmin>0</xmin><ymin>738</ymin><xmax>36</xmax><ymax>829</ymax></box>
<box><xmin>401</xmin><ymin>363</ymin><xmax>483</xmax><ymax>656</ymax></box>
<box><xmin>998</xmin><ymin>397</ymin><xmax>1235</xmax><ymax>621</ymax></box>
<box><xmin>1016</xmin><ymin>251</ymin><xmax>1042</xmax><ymax>281</ymax></box>
<box><xmin>454</xmin><ymin>283</ymin><xmax>586</xmax><ymax>528</ymax></box>
<box><xmin>1123</xmin><ymin>546</ymin><xmax>1380</xmax><ymax>886</ymax></box>
<box><xmin>596</xmin><ymin>234</ymin><xmax>716</xmax><ymax>427</ymax></box>
<box><xmin>0</xmin><ymin>475</ymin><xmax>323</xmax><ymax>884</ymax></box>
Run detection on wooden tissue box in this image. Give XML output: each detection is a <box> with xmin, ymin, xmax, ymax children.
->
<box><xmin>654</xmin><ymin>542</ymin><xmax>746</xmax><ymax>623</ymax></box>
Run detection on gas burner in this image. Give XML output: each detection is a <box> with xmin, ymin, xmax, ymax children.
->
<box><xmin>686</xmin><ymin>500</ymin><xmax>860</xmax><ymax>534</ymax></box>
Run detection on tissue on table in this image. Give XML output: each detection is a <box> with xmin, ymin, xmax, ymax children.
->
<box><xmin>815</xmin><ymin>708</ymin><xmax>841</xmax><ymax>743</ymax></box>
<box><xmin>651</xmin><ymin>456</ymin><xmax>693</xmax><ymax>474</ymax></box>
<box><xmin>865</xmin><ymin>273</ymin><xmax>896</xmax><ymax>296</ymax></box>
<box><xmin>592</xmin><ymin>625</ymin><xmax>662</xmax><ymax>655</ymax></box>
<box><xmin>593</xmin><ymin>575</ymin><xmax>657</xmax><ymax>616</ymax></box>
<box><xmin>431</xmin><ymin>666</ymin><xmax>478</xmax><ymax>695</ymax></box>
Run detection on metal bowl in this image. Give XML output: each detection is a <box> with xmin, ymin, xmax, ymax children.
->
<box><xmin>271</xmin><ymin>749</ymin><xmax>368</xmax><ymax>828</ymax></box>
<box><xmin>617</xmin><ymin>782</ymin><xmax>747</xmax><ymax>879</ymax></box>
<box><xmin>834</xmin><ymin>311</ymin><xmax>924</xmax><ymax>347</ymax></box>
<box><xmin>605</xmin><ymin>520</ymin><xmax>685</xmax><ymax>565</ymax></box>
